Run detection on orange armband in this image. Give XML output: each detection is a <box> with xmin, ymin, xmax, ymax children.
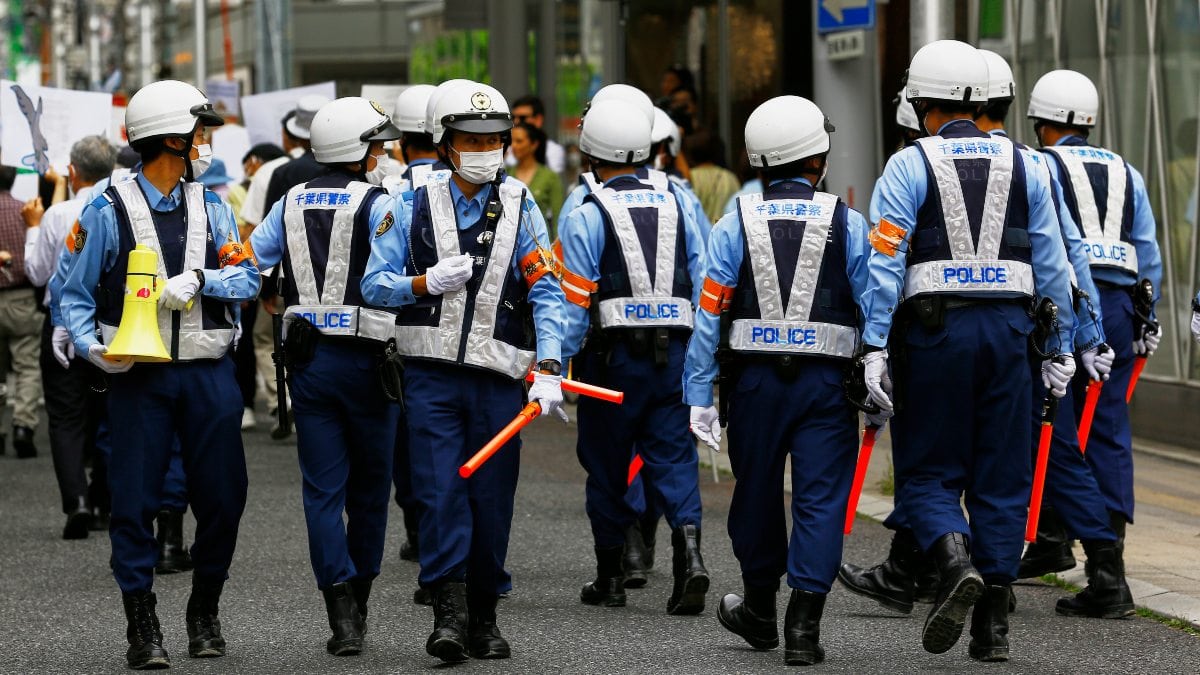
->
<box><xmin>519</xmin><ymin>250</ymin><xmax>552</xmax><ymax>288</ymax></box>
<box><xmin>218</xmin><ymin>239</ymin><xmax>256</xmax><ymax>268</ymax></box>
<box><xmin>699</xmin><ymin>277</ymin><xmax>734</xmax><ymax>315</ymax></box>
<box><xmin>559</xmin><ymin>264</ymin><xmax>598</xmax><ymax>309</ymax></box>
<box><xmin>869</xmin><ymin>218</ymin><xmax>907</xmax><ymax>257</ymax></box>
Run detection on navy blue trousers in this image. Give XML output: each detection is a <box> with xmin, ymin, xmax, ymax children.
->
<box><xmin>403</xmin><ymin>361</ymin><xmax>522</xmax><ymax>595</ymax></box>
<box><xmin>1084</xmin><ymin>288</ymin><xmax>1137</xmax><ymax>523</ymax></box>
<box><xmin>726</xmin><ymin>361</ymin><xmax>857</xmax><ymax>592</ymax></box>
<box><xmin>107</xmin><ymin>357</ymin><xmax>247</xmax><ymax>593</ymax></box>
<box><xmin>575</xmin><ymin>339</ymin><xmax>702</xmax><ymax>548</ymax></box>
<box><xmin>290</xmin><ymin>341</ymin><xmax>399</xmax><ymax>589</ymax></box>
<box><xmin>892</xmin><ymin>303</ymin><xmax>1033</xmax><ymax>585</ymax></box>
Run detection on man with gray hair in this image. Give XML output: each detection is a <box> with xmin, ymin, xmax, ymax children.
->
<box><xmin>23</xmin><ymin>133</ymin><xmax>118</xmax><ymax>539</ymax></box>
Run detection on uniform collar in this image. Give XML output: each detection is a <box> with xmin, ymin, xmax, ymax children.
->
<box><xmin>988</xmin><ymin>129</ymin><xmax>1009</xmax><ymax>137</ymax></box>
<box><xmin>289</xmin><ymin>147</ymin><xmax>306</xmax><ymax>158</ymax></box>
<box><xmin>767</xmin><ymin>177</ymin><xmax>813</xmax><ymax>187</ymax></box>
<box><xmin>601</xmin><ymin>170</ymin><xmax>641</xmax><ymax>187</ymax></box>
<box><xmin>408</xmin><ymin>158</ymin><xmax>437</xmax><ymax>168</ymax></box>
<box><xmin>1055</xmin><ymin>134</ymin><xmax>1089</xmax><ymax>146</ymax></box>
<box><xmin>935</xmin><ymin>118</ymin><xmax>981</xmax><ymax>135</ymax></box>
<box><xmin>448</xmin><ymin>177</ymin><xmax>490</xmax><ymax>212</ymax></box>
<box><xmin>135</xmin><ymin>172</ymin><xmax>183</xmax><ymax>212</ymax></box>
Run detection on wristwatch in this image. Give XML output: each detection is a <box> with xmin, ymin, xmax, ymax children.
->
<box><xmin>536</xmin><ymin>359</ymin><xmax>561</xmax><ymax>376</ymax></box>
<box><xmin>193</xmin><ymin>269</ymin><xmax>205</xmax><ymax>287</ymax></box>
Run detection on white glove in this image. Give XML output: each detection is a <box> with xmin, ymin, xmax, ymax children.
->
<box><xmin>234</xmin><ymin>319</ymin><xmax>244</xmax><ymax>351</ymax></box>
<box><xmin>1041</xmin><ymin>354</ymin><xmax>1076</xmax><ymax>399</ymax></box>
<box><xmin>51</xmin><ymin>325</ymin><xmax>75</xmax><ymax>369</ymax></box>
<box><xmin>87</xmin><ymin>344</ymin><xmax>134</xmax><ymax>374</ymax></box>
<box><xmin>424</xmin><ymin>254</ymin><xmax>475</xmax><ymax>295</ymax></box>
<box><xmin>690</xmin><ymin>405</ymin><xmax>721</xmax><ymax>452</ymax></box>
<box><xmin>160</xmin><ymin>271</ymin><xmax>202</xmax><ymax>310</ymax></box>
<box><xmin>1080</xmin><ymin>345</ymin><xmax>1114</xmax><ymax>382</ymax></box>
<box><xmin>862</xmin><ymin>350</ymin><xmax>893</xmax><ymax>413</ymax></box>
<box><xmin>865</xmin><ymin>408</ymin><xmax>892</xmax><ymax>429</ymax></box>
<box><xmin>528</xmin><ymin>372</ymin><xmax>569</xmax><ymax>423</ymax></box>
<box><xmin>1192</xmin><ymin>310</ymin><xmax>1200</xmax><ymax>344</ymax></box>
<box><xmin>1143</xmin><ymin>324</ymin><xmax>1161</xmax><ymax>356</ymax></box>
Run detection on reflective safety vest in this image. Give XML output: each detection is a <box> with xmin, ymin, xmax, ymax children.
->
<box><xmin>588</xmin><ymin>176</ymin><xmax>693</xmax><ymax>331</ymax></box>
<box><xmin>99</xmin><ymin>180</ymin><xmax>235</xmax><ymax>361</ymax></box>
<box><xmin>1042</xmin><ymin>144</ymin><xmax>1137</xmax><ymax>275</ymax></box>
<box><xmin>907</xmin><ymin>134</ymin><xmax>1035</xmax><ymax>300</ymax></box>
<box><xmin>279</xmin><ymin>175</ymin><xmax>395</xmax><ymax>341</ymax></box>
<box><xmin>395</xmin><ymin>176</ymin><xmax>535</xmax><ymax>379</ymax></box>
<box><xmin>730</xmin><ymin>189</ymin><xmax>857</xmax><ymax>359</ymax></box>
<box><xmin>1015</xmin><ymin>144</ymin><xmax>1079</xmax><ymax>289</ymax></box>
<box><xmin>579</xmin><ymin>166</ymin><xmax>670</xmax><ymax>194</ymax></box>
<box><xmin>383</xmin><ymin>162</ymin><xmax>452</xmax><ymax>198</ymax></box>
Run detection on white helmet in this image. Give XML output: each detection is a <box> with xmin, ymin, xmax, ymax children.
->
<box><xmin>895</xmin><ymin>88</ymin><xmax>920</xmax><ymax>131</ymax></box>
<box><xmin>126</xmin><ymin>80</ymin><xmax>224</xmax><ymax>143</ymax></box>
<box><xmin>393</xmin><ymin>84</ymin><xmax>436</xmax><ymax>134</ymax></box>
<box><xmin>284</xmin><ymin>94</ymin><xmax>329</xmax><ymax>141</ymax></box>
<box><xmin>1027</xmin><ymin>69</ymin><xmax>1099</xmax><ymax>127</ymax></box>
<box><xmin>425</xmin><ymin>79</ymin><xmax>476</xmax><ymax>143</ymax></box>
<box><xmin>652</xmin><ymin>107</ymin><xmax>681</xmax><ymax>157</ymax></box>
<box><xmin>744</xmin><ymin>95</ymin><xmax>833</xmax><ymax>168</ymax></box>
<box><xmin>579</xmin><ymin>100</ymin><xmax>652</xmax><ymax>165</ymax></box>
<box><xmin>588</xmin><ymin>84</ymin><xmax>655</xmax><ymax>126</ymax></box>
<box><xmin>906</xmin><ymin>40</ymin><xmax>988</xmax><ymax>103</ymax></box>
<box><xmin>433</xmin><ymin>82</ymin><xmax>512</xmax><ymax>144</ymax></box>
<box><xmin>310</xmin><ymin>97</ymin><xmax>401</xmax><ymax>164</ymax></box>
<box><xmin>978</xmin><ymin>49</ymin><xmax>1015</xmax><ymax>101</ymax></box>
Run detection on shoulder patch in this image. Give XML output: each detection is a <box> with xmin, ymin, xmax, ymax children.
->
<box><xmin>65</xmin><ymin>221</ymin><xmax>88</xmax><ymax>254</ymax></box>
<box><xmin>374</xmin><ymin>211</ymin><xmax>395</xmax><ymax>237</ymax></box>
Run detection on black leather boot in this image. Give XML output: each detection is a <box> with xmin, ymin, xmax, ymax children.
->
<box><xmin>122</xmin><ymin>591</ymin><xmax>170</xmax><ymax>669</ymax></box>
<box><xmin>186</xmin><ymin>578</ymin><xmax>226</xmax><ymax>657</ymax></box>
<box><xmin>322</xmin><ymin>582</ymin><xmax>363</xmax><ymax>656</ymax></box>
<box><xmin>922</xmin><ymin>532</ymin><xmax>984</xmax><ymax>654</ymax></box>
<box><xmin>413</xmin><ymin>586</ymin><xmax>433</xmax><ymax>606</ymax></box>
<box><xmin>783</xmin><ymin>590</ymin><xmax>826</xmax><ymax>665</ymax></box>
<box><xmin>581</xmin><ymin>545</ymin><xmax>626</xmax><ymax>607</ymax></box>
<box><xmin>12</xmin><ymin>425</ymin><xmax>36</xmax><ymax>458</ymax></box>
<box><xmin>1018</xmin><ymin>507</ymin><xmax>1076</xmax><ymax>578</ymax></box>
<box><xmin>837</xmin><ymin>528</ymin><xmax>925</xmax><ymax>614</ymax></box>
<box><xmin>718</xmin><ymin>584</ymin><xmax>778</xmax><ymax>649</ymax></box>
<box><xmin>467</xmin><ymin>590</ymin><xmax>511</xmax><ymax>659</ymax></box>
<box><xmin>1108</xmin><ymin>511</ymin><xmax>1127</xmax><ymax>575</ymax></box>
<box><xmin>968</xmin><ymin>585</ymin><xmax>1010</xmax><ymax>662</ymax></box>
<box><xmin>349</xmin><ymin>577</ymin><xmax>372</xmax><ymax>633</ymax></box>
<box><xmin>667</xmin><ymin>525</ymin><xmax>709</xmax><ymax>615</ymax></box>
<box><xmin>1055</xmin><ymin>540</ymin><xmax>1135</xmax><ymax>619</ymax></box>
<box><xmin>155</xmin><ymin>510</ymin><xmax>193</xmax><ymax>574</ymax></box>
<box><xmin>640</xmin><ymin>511</ymin><xmax>659</xmax><ymax>570</ymax></box>
<box><xmin>400</xmin><ymin>509</ymin><xmax>420</xmax><ymax>562</ymax></box>
<box><xmin>426</xmin><ymin>581</ymin><xmax>469</xmax><ymax>662</ymax></box>
<box><xmin>623</xmin><ymin>522</ymin><xmax>649</xmax><ymax>588</ymax></box>
<box><xmin>63</xmin><ymin>496</ymin><xmax>92</xmax><ymax>540</ymax></box>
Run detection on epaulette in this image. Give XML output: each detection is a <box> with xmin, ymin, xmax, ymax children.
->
<box><xmin>204</xmin><ymin>190</ymin><xmax>223</xmax><ymax>204</ymax></box>
<box><xmin>89</xmin><ymin>192</ymin><xmax>114</xmax><ymax>210</ymax></box>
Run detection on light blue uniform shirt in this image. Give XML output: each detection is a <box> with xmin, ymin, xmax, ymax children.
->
<box><xmin>722</xmin><ymin>178</ymin><xmax>764</xmax><ymax>216</ymax></box>
<box><xmin>1045</xmin><ymin>135</ymin><xmax>1163</xmax><ymax>316</ymax></box>
<box><xmin>59</xmin><ymin>173</ymin><xmax>260</xmax><ymax>356</ymax></box>
<box><xmin>361</xmin><ymin>175</ymin><xmax>565</xmax><ymax>363</ymax></box>
<box><xmin>683</xmin><ymin>178</ymin><xmax>873</xmax><ymax>407</ymax></box>
<box><xmin>559</xmin><ymin>169</ymin><xmax>711</xmax><ymax>238</ymax></box>
<box><xmin>557</xmin><ymin>171</ymin><xmax>708</xmax><ymax>360</ymax></box>
<box><xmin>863</xmin><ymin>120</ymin><xmax>1074</xmax><ymax>351</ymax></box>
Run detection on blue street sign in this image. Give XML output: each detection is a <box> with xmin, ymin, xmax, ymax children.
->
<box><xmin>817</xmin><ymin>0</ymin><xmax>876</xmax><ymax>35</ymax></box>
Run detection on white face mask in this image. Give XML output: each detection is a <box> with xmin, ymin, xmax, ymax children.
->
<box><xmin>452</xmin><ymin>147</ymin><xmax>505</xmax><ymax>185</ymax></box>
<box><xmin>190</xmin><ymin>144</ymin><xmax>213</xmax><ymax>179</ymax></box>
<box><xmin>364</xmin><ymin>153</ymin><xmax>391</xmax><ymax>186</ymax></box>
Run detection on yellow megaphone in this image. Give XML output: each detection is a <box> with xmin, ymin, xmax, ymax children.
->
<box><xmin>105</xmin><ymin>244</ymin><xmax>172</xmax><ymax>363</ymax></box>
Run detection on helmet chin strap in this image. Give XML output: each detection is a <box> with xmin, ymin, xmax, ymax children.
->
<box><xmin>162</xmin><ymin>136</ymin><xmax>198</xmax><ymax>181</ymax></box>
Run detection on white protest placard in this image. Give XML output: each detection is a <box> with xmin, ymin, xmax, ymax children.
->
<box><xmin>240</xmin><ymin>81</ymin><xmax>336</xmax><ymax>146</ymax></box>
<box><xmin>211</xmin><ymin>123</ymin><xmax>251</xmax><ymax>183</ymax></box>
<box><xmin>361</xmin><ymin>84</ymin><xmax>408</xmax><ymax>117</ymax></box>
<box><xmin>205</xmin><ymin>79</ymin><xmax>241</xmax><ymax>121</ymax></box>
<box><xmin>0</xmin><ymin>80</ymin><xmax>113</xmax><ymax>175</ymax></box>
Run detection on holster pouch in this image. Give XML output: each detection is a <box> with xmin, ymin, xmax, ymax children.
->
<box><xmin>284</xmin><ymin>315</ymin><xmax>319</xmax><ymax>367</ymax></box>
<box><xmin>910</xmin><ymin>295</ymin><xmax>945</xmax><ymax>331</ymax></box>
<box><xmin>379</xmin><ymin>338</ymin><xmax>404</xmax><ymax>404</ymax></box>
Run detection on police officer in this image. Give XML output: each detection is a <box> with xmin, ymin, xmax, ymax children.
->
<box><xmin>557</xmin><ymin>98</ymin><xmax>710</xmax><ymax>614</ymax></box>
<box><xmin>60</xmin><ymin>80</ymin><xmax>260</xmax><ymax>669</ymax></box>
<box><xmin>685</xmin><ymin>96</ymin><xmax>875</xmax><ymax>666</ymax></box>
<box><xmin>1027</xmin><ymin>68</ymin><xmax>1163</xmax><ymax>615</ymax></box>
<box><xmin>860</xmin><ymin>41</ymin><xmax>1075</xmax><ymax>660</ymax></box>
<box><xmin>361</xmin><ymin>81</ymin><xmax>567</xmax><ymax>663</ymax></box>
<box><xmin>249</xmin><ymin>96</ymin><xmax>402</xmax><ymax>655</ymax></box>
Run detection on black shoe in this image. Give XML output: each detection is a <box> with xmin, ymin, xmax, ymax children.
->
<box><xmin>667</xmin><ymin>525</ymin><xmax>709</xmax><ymax>615</ymax></box>
<box><xmin>349</xmin><ymin>577</ymin><xmax>372</xmax><ymax>634</ymax></box>
<box><xmin>186</xmin><ymin>579</ymin><xmax>227</xmax><ymax>658</ymax></box>
<box><xmin>90</xmin><ymin>508</ymin><xmax>111</xmax><ymax>532</ymax></box>
<box><xmin>783</xmin><ymin>590</ymin><xmax>826</xmax><ymax>666</ymax></box>
<box><xmin>837</xmin><ymin>528</ymin><xmax>926</xmax><ymax>614</ymax></box>
<box><xmin>581</xmin><ymin>545</ymin><xmax>626</xmax><ymax>607</ymax></box>
<box><xmin>155</xmin><ymin>510</ymin><xmax>193</xmax><ymax>574</ymax></box>
<box><xmin>717</xmin><ymin>586</ymin><xmax>778</xmax><ymax>650</ymax></box>
<box><xmin>623</xmin><ymin>522</ymin><xmax>649</xmax><ymax>588</ymax></box>
<box><xmin>323</xmin><ymin>582</ymin><xmax>363</xmax><ymax>656</ymax></box>
<box><xmin>413</xmin><ymin>586</ymin><xmax>433</xmax><ymax>606</ymax></box>
<box><xmin>1107</xmin><ymin>511</ymin><xmax>1127</xmax><ymax>576</ymax></box>
<box><xmin>1018</xmin><ymin>508</ymin><xmax>1076</xmax><ymax>578</ymax></box>
<box><xmin>122</xmin><ymin>591</ymin><xmax>171</xmax><ymax>669</ymax></box>
<box><xmin>13</xmin><ymin>425</ymin><xmax>36</xmax><ymax>458</ymax></box>
<box><xmin>640</xmin><ymin>512</ymin><xmax>659</xmax><ymax>570</ymax></box>
<box><xmin>63</xmin><ymin>497</ymin><xmax>91</xmax><ymax>540</ymax></box>
<box><xmin>914</xmin><ymin>560</ymin><xmax>940</xmax><ymax>604</ymax></box>
<box><xmin>467</xmin><ymin>591</ymin><xmax>511</xmax><ymax>659</ymax></box>
<box><xmin>426</xmin><ymin>582</ymin><xmax>469</xmax><ymax>663</ymax></box>
<box><xmin>968</xmin><ymin>585</ymin><xmax>1010</xmax><ymax>662</ymax></box>
<box><xmin>1055</xmin><ymin>540</ymin><xmax>1135</xmax><ymax>619</ymax></box>
<box><xmin>921</xmin><ymin>533</ymin><xmax>984</xmax><ymax>655</ymax></box>
<box><xmin>400</xmin><ymin>508</ymin><xmax>420</xmax><ymax>562</ymax></box>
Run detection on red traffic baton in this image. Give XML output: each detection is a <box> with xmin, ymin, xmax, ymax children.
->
<box><xmin>459</xmin><ymin>402</ymin><xmax>541</xmax><ymax>479</ymax></box>
<box><xmin>1125</xmin><ymin>356</ymin><xmax>1148</xmax><ymax>403</ymax></box>
<box><xmin>1076</xmin><ymin>379</ymin><xmax>1103</xmax><ymax>454</ymax></box>
<box><xmin>627</xmin><ymin>454</ymin><xmax>645</xmax><ymax>487</ymax></box>
<box><xmin>844</xmin><ymin>425</ymin><xmax>880</xmax><ymax>535</ymax></box>
<box><xmin>1026</xmin><ymin>395</ymin><xmax>1060</xmax><ymax>542</ymax></box>
<box><xmin>524</xmin><ymin>372</ymin><xmax>624</xmax><ymax>404</ymax></box>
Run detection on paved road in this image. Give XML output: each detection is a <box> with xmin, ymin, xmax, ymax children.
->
<box><xmin>2</xmin><ymin>409</ymin><xmax>1198</xmax><ymax>673</ymax></box>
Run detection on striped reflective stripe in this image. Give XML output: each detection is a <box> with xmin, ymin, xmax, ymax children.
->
<box><xmin>728</xmin><ymin>319</ymin><xmax>857</xmax><ymax>358</ymax></box>
<box><xmin>282</xmin><ymin>305</ymin><xmax>395</xmax><ymax>341</ymax></box>
<box><xmin>904</xmin><ymin>259</ymin><xmax>1035</xmax><ymax>298</ymax></box>
<box><xmin>597</xmin><ymin>296</ymin><xmax>694</xmax><ymax>329</ymax></box>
